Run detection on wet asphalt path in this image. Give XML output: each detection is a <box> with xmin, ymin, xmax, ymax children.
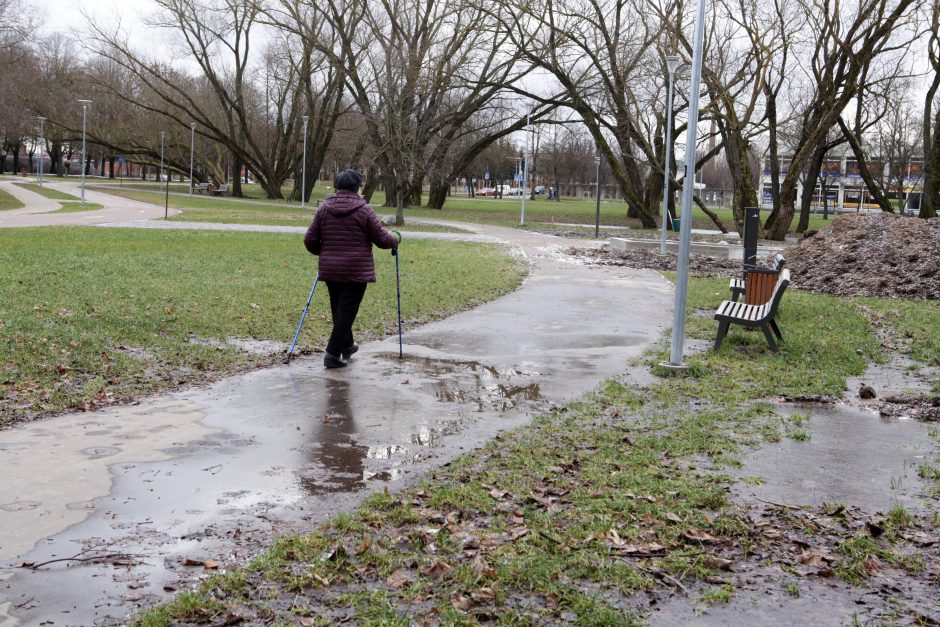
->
<box><xmin>0</xmin><ymin>222</ymin><xmax>674</xmax><ymax>625</ymax></box>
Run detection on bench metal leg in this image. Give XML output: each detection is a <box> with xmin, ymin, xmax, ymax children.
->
<box><xmin>761</xmin><ymin>323</ymin><xmax>779</xmax><ymax>352</ymax></box>
<box><xmin>769</xmin><ymin>318</ymin><xmax>783</xmax><ymax>340</ymax></box>
<box><xmin>714</xmin><ymin>321</ymin><xmax>730</xmax><ymax>351</ymax></box>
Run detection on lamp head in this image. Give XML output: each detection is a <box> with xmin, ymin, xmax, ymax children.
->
<box><xmin>190</xmin><ymin>122</ymin><xmax>196</xmax><ymax>129</ymax></box>
<box><xmin>303</xmin><ymin>115</ymin><xmax>310</xmax><ymax>123</ymax></box>
<box><xmin>77</xmin><ymin>99</ymin><xmax>92</xmax><ymax>107</ymax></box>
<box><xmin>665</xmin><ymin>55</ymin><xmax>681</xmax><ymax>76</ymax></box>
<box><xmin>37</xmin><ymin>116</ymin><xmax>47</xmax><ymax>122</ymax></box>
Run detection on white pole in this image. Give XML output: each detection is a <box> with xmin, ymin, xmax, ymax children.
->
<box><xmin>660</xmin><ymin>56</ymin><xmax>681</xmax><ymax>255</ymax></box>
<box><xmin>189</xmin><ymin>122</ymin><xmax>196</xmax><ymax>196</ymax></box>
<box><xmin>77</xmin><ymin>100</ymin><xmax>91</xmax><ymax>206</ymax></box>
<box><xmin>520</xmin><ymin>108</ymin><xmax>531</xmax><ymax>225</ymax></box>
<box><xmin>39</xmin><ymin>117</ymin><xmax>45</xmax><ymax>187</ymax></box>
<box><xmin>666</xmin><ymin>0</ymin><xmax>706</xmax><ymax>368</ymax></box>
<box><xmin>301</xmin><ymin>115</ymin><xmax>309</xmax><ymax>208</ymax></box>
<box><xmin>159</xmin><ymin>131</ymin><xmax>165</xmax><ymax>190</ymax></box>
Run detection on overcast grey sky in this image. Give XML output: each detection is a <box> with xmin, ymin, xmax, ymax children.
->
<box><xmin>28</xmin><ymin>0</ymin><xmax>157</xmax><ymax>40</ymax></box>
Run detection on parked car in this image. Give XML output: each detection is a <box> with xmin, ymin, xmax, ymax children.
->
<box><xmin>477</xmin><ymin>187</ymin><xmax>497</xmax><ymax>196</ymax></box>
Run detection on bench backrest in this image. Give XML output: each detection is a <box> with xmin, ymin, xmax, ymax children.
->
<box><xmin>217</xmin><ymin>184</ymin><xmax>229</xmax><ymax>192</ymax></box>
<box><xmin>764</xmin><ymin>269</ymin><xmax>790</xmax><ymax>320</ymax></box>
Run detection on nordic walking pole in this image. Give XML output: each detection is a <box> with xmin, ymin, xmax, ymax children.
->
<box><xmin>284</xmin><ymin>273</ymin><xmax>319</xmax><ymax>364</ymax></box>
<box><xmin>393</xmin><ymin>231</ymin><xmax>403</xmax><ymax>359</ymax></box>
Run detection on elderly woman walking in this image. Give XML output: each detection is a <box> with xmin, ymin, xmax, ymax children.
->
<box><xmin>304</xmin><ymin>169</ymin><xmax>399</xmax><ymax>368</ymax></box>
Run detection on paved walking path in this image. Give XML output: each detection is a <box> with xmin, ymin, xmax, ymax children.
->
<box><xmin>0</xmin><ymin>186</ymin><xmax>675</xmax><ymax>625</ymax></box>
<box><xmin>0</xmin><ymin>179</ymin><xmax>177</xmax><ymax>227</ymax></box>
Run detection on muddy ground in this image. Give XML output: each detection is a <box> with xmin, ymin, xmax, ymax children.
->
<box><xmin>786</xmin><ymin>213</ymin><xmax>940</xmax><ymax>300</ymax></box>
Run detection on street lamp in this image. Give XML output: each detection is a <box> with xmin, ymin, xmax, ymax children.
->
<box><xmin>36</xmin><ymin>116</ymin><xmax>46</xmax><ymax>188</ymax></box>
<box><xmin>520</xmin><ymin>107</ymin><xmax>532</xmax><ymax>225</ymax></box>
<box><xmin>189</xmin><ymin>122</ymin><xmax>196</xmax><ymax>196</ymax></box>
<box><xmin>660</xmin><ymin>55</ymin><xmax>682</xmax><ymax>255</ymax></box>
<box><xmin>159</xmin><ymin>131</ymin><xmax>170</xmax><ymax>220</ymax></box>
<box><xmin>77</xmin><ymin>100</ymin><xmax>92</xmax><ymax>206</ymax></box>
<box><xmin>594</xmin><ymin>144</ymin><xmax>602</xmax><ymax>238</ymax></box>
<box><xmin>301</xmin><ymin>115</ymin><xmax>310</xmax><ymax>209</ymax></box>
<box><xmin>664</xmin><ymin>0</ymin><xmax>706</xmax><ymax>369</ymax></box>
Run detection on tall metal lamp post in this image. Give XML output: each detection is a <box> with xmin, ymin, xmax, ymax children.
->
<box><xmin>663</xmin><ymin>0</ymin><xmax>707</xmax><ymax>370</ymax></box>
<box><xmin>301</xmin><ymin>115</ymin><xmax>309</xmax><ymax>209</ymax></box>
<box><xmin>520</xmin><ymin>107</ymin><xmax>532</xmax><ymax>225</ymax></box>
<box><xmin>594</xmin><ymin>144</ymin><xmax>602</xmax><ymax>238</ymax></box>
<box><xmin>36</xmin><ymin>116</ymin><xmax>46</xmax><ymax>187</ymax></box>
<box><xmin>77</xmin><ymin>100</ymin><xmax>92</xmax><ymax>206</ymax></box>
<box><xmin>189</xmin><ymin>122</ymin><xmax>196</xmax><ymax>196</ymax></box>
<box><xmin>660</xmin><ymin>55</ymin><xmax>681</xmax><ymax>254</ymax></box>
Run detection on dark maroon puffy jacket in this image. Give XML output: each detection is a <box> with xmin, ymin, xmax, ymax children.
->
<box><xmin>304</xmin><ymin>190</ymin><xmax>399</xmax><ymax>282</ymax></box>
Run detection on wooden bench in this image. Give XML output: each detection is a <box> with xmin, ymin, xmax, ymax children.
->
<box><xmin>714</xmin><ymin>269</ymin><xmax>790</xmax><ymax>353</ymax></box>
<box><xmin>730</xmin><ymin>253</ymin><xmax>786</xmax><ymax>303</ymax></box>
<box><xmin>193</xmin><ymin>183</ymin><xmax>210</xmax><ymax>194</ymax></box>
<box><xmin>211</xmin><ymin>183</ymin><xmax>229</xmax><ymax>197</ymax></box>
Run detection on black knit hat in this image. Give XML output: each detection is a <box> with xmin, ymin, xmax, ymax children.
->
<box><xmin>335</xmin><ymin>169</ymin><xmax>363</xmax><ymax>192</ymax></box>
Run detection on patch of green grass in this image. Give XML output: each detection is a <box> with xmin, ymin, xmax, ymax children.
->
<box><xmin>701</xmin><ymin>583</ymin><xmax>733</xmax><ymax>604</ymax></box>
<box><xmin>857</xmin><ymin>298</ymin><xmax>940</xmax><ymax>367</ymax></box>
<box><xmin>785</xmin><ymin>581</ymin><xmax>800</xmax><ymax>597</ymax></box>
<box><xmin>0</xmin><ymin>227</ymin><xmax>524</xmax><ymax>425</ymax></box>
<box><xmin>834</xmin><ymin>535</ymin><xmax>898</xmax><ymax>585</ymax></box>
<box><xmin>14</xmin><ymin>182</ymin><xmax>79</xmax><ymax>200</ymax></box>
<box><xmin>42</xmin><ymin>202</ymin><xmax>105</xmax><ymax>213</ymax></box>
<box><xmin>0</xmin><ymin>187</ymin><xmax>24</xmax><ymax>211</ymax></box>
<box><xmin>787</xmin><ymin>429</ymin><xmax>810</xmax><ymax>441</ymax></box>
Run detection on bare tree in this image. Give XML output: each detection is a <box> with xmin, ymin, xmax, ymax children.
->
<box><xmin>921</xmin><ymin>0</ymin><xmax>940</xmax><ymax>218</ymax></box>
<box><xmin>761</xmin><ymin>0</ymin><xmax>918</xmax><ymax>240</ymax></box>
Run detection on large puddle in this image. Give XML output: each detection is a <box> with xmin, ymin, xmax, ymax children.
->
<box><xmin>733</xmin><ymin>401</ymin><xmax>936</xmax><ymax>514</ymax></box>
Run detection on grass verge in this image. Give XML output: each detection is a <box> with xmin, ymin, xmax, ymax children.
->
<box><xmin>40</xmin><ymin>202</ymin><xmax>105</xmax><ymax>213</ymax></box>
<box><xmin>91</xmin><ymin>182</ymin><xmax>829</xmax><ymax>233</ymax></box>
<box><xmin>0</xmin><ymin>187</ymin><xmax>24</xmax><ymax>211</ymax></box>
<box><xmin>0</xmin><ymin>227</ymin><xmax>524</xmax><ymax>426</ymax></box>
<box><xmin>90</xmin><ymin>187</ymin><xmax>470</xmax><ymax>232</ymax></box>
<box><xmin>14</xmin><ymin>182</ymin><xmax>80</xmax><ymax>200</ymax></box>
<box><xmin>135</xmin><ymin>278</ymin><xmax>939</xmax><ymax>625</ymax></box>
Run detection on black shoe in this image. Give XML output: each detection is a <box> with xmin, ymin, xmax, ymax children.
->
<box><xmin>342</xmin><ymin>343</ymin><xmax>359</xmax><ymax>360</ymax></box>
<box><xmin>323</xmin><ymin>352</ymin><xmax>347</xmax><ymax>369</ymax></box>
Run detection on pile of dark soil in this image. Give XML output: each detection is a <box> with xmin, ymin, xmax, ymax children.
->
<box><xmin>785</xmin><ymin>213</ymin><xmax>940</xmax><ymax>300</ymax></box>
<box><xmin>566</xmin><ymin>246</ymin><xmax>741</xmax><ymax>277</ymax></box>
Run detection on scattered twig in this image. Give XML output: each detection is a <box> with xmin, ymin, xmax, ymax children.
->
<box><xmin>637</xmin><ymin>565</ymin><xmax>690</xmax><ymax>596</ymax></box>
<box><xmin>755</xmin><ymin>497</ymin><xmax>802</xmax><ymax>510</ymax></box>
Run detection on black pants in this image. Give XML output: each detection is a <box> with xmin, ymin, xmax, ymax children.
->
<box><xmin>325</xmin><ymin>281</ymin><xmax>367</xmax><ymax>356</ymax></box>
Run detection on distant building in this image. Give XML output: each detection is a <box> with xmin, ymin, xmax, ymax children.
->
<box><xmin>759</xmin><ymin>156</ymin><xmax>923</xmax><ymax>213</ymax></box>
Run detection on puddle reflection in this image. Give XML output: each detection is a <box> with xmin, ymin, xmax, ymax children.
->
<box><xmin>299</xmin><ymin>379</ymin><xmax>369</xmax><ymax>496</ymax></box>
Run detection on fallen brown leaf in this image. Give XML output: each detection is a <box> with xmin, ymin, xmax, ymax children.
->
<box><xmin>419</xmin><ymin>559</ymin><xmax>453</xmax><ymax>578</ymax></box>
<box><xmin>386</xmin><ymin>568</ymin><xmax>412</xmax><ymax>589</ymax></box>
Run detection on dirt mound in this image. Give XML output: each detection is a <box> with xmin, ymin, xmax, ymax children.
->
<box><xmin>784</xmin><ymin>213</ymin><xmax>940</xmax><ymax>300</ymax></box>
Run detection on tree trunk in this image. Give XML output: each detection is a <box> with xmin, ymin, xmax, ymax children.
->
<box><xmin>764</xmin><ymin>179</ymin><xmax>797</xmax><ymax>240</ymax></box>
<box><xmin>231</xmin><ymin>153</ymin><xmax>243</xmax><ymax>197</ymax></box>
<box><xmin>797</xmin><ymin>146</ymin><xmax>826</xmax><ymax>233</ymax></box>
<box><xmin>408</xmin><ymin>175</ymin><xmax>423</xmax><ymax>207</ymax></box>
<box><xmin>109</xmin><ymin>156</ymin><xmax>116</xmax><ymax>179</ymax></box>
<box><xmin>12</xmin><ymin>144</ymin><xmax>20</xmax><ymax>175</ymax></box>
<box><xmin>362</xmin><ymin>176</ymin><xmax>379</xmax><ymax>203</ymax></box>
<box><xmin>395</xmin><ymin>186</ymin><xmax>405</xmax><ymax>226</ymax></box>
<box><xmin>383</xmin><ymin>172</ymin><xmax>397</xmax><ymax>207</ymax></box>
<box><xmin>427</xmin><ymin>179</ymin><xmax>448</xmax><ymax>209</ymax></box>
